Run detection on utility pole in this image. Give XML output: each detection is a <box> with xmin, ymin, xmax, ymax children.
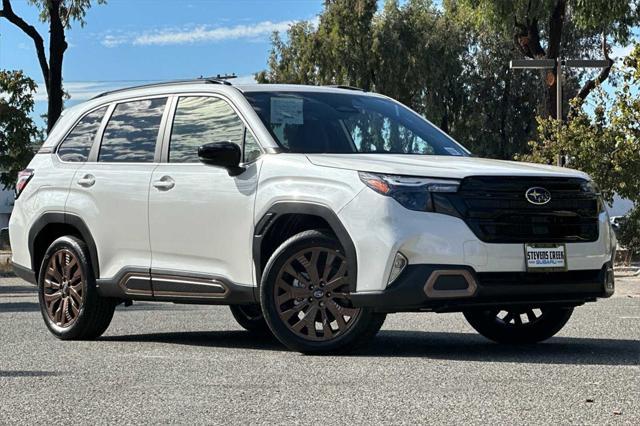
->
<box><xmin>510</xmin><ymin>58</ymin><xmax>610</xmax><ymax>166</ymax></box>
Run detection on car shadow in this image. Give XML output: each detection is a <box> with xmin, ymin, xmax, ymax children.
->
<box><xmin>0</xmin><ymin>285</ymin><xmax>37</xmax><ymax>295</ymax></box>
<box><xmin>360</xmin><ymin>330</ymin><xmax>640</xmax><ymax>366</ymax></box>
<box><xmin>101</xmin><ymin>330</ymin><xmax>283</xmax><ymax>351</ymax></box>
<box><xmin>101</xmin><ymin>329</ymin><xmax>640</xmax><ymax>366</ymax></box>
<box><xmin>0</xmin><ymin>302</ymin><xmax>40</xmax><ymax>312</ymax></box>
<box><xmin>0</xmin><ymin>370</ymin><xmax>61</xmax><ymax>378</ymax></box>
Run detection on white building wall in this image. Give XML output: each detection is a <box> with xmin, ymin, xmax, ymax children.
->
<box><xmin>608</xmin><ymin>195</ymin><xmax>634</xmax><ymax>217</ymax></box>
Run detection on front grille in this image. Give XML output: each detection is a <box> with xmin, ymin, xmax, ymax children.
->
<box><xmin>438</xmin><ymin>176</ymin><xmax>601</xmax><ymax>243</ymax></box>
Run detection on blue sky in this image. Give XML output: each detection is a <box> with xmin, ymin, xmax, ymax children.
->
<box><xmin>0</xmin><ymin>0</ymin><xmax>636</xmax><ymax>127</ymax></box>
<box><xmin>0</xmin><ymin>0</ymin><xmax>325</xmax><ymax>124</ymax></box>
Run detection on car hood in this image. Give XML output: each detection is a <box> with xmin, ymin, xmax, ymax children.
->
<box><xmin>305</xmin><ymin>154</ymin><xmax>589</xmax><ymax>180</ymax></box>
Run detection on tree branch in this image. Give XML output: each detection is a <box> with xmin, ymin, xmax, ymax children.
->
<box><xmin>0</xmin><ymin>0</ymin><xmax>50</xmax><ymax>92</ymax></box>
<box><xmin>575</xmin><ymin>33</ymin><xmax>614</xmax><ymax>104</ymax></box>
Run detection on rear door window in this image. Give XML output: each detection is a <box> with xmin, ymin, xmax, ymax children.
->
<box><xmin>57</xmin><ymin>106</ymin><xmax>108</xmax><ymax>162</ymax></box>
<box><xmin>99</xmin><ymin>98</ymin><xmax>167</xmax><ymax>163</ymax></box>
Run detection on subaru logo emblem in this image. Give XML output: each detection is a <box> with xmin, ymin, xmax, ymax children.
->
<box><xmin>525</xmin><ymin>187</ymin><xmax>551</xmax><ymax>205</ymax></box>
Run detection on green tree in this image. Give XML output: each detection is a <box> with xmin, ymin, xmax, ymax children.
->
<box><xmin>257</xmin><ymin>0</ymin><xmax>470</xmax><ymax>143</ymax></box>
<box><xmin>315</xmin><ymin>0</ymin><xmax>378</xmax><ymax>91</ymax></box>
<box><xmin>0</xmin><ymin>70</ymin><xmax>41</xmax><ymax>189</ymax></box>
<box><xmin>372</xmin><ymin>0</ymin><xmax>468</xmax><ymax>134</ymax></box>
<box><xmin>258</xmin><ymin>0</ymin><xmax>547</xmax><ymax>159</ymax></box>
<box><xmin>0</xmin><ymin>0</ymin><xmax>106</xmax><ymax>132</ymax></box>
<box><xmin>257</xmin><ymin>0</ymin><xmax>378</xmax><ymax>88</ymax></box>
<box><xmin>455</xmin><ymin>0</ymin><xmax>640</xmax><ymax>119</ymax></box>
<box><xmin>256</xmin><ymin>21</ymin><xmax>319</xmax><ymax>85</ymax></box>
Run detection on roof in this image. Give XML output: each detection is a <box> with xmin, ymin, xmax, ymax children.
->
<box><xmin>90</xmin><ymin>79</ymin><xmax>377</xmax><ymax>101</ymax></box>
<box><xmin>235</xmin><ymin>84</ymin><xmax>368</xmax><ymax>93</ymax></box>
<box><xmin>91</xmin><ymin>77</ymin><xmax>234</xmax><ymax>99</ymax></box>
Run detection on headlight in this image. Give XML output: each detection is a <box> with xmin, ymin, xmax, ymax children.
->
<box><xmin>359</xmin><ymin>172</ymin><xmax>460</xmax><ymax>212</ymax></box>
<box><xmin>580</xmin><ymin>180</ymin><xmax>606</xmax><ymax>213</ymax></box>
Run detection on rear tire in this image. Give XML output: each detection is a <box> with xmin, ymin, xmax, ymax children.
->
<box><xmin>463</xmin><ymin>306</ymin><xmax>574</xmax><ymax>344</ymax></box>
<box><xmin>229</xmin><ymin>304</ymin><xmax>271</xmax><ymax>334</ymax></box>
<box><xmin>260</xmin><ymin>230</ymin><xmax>385</xmax><ymax>354</ymax></box>
<box><xmin>38</xmin><ymin>236</ymin><xmax>116</xmax><ymax>340</ymax></box>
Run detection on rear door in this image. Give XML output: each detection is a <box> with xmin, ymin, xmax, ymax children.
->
<box><xmin>148</xmin><ymin>95</ymin><xmax>262</xmax><ymax>293</ymax></box>
<box><xmin>66</xmin><ymin>96</ymin><xmax>170</xmax><ymax>284</ymax></box>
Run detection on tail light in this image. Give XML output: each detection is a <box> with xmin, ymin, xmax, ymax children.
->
<box><xmin>15</xmin><ymin>169</ymin><xmax>34</xmax><ymax>199</ymax></box>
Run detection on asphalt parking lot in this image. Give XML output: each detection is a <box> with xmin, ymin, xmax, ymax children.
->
<box><xmin>0</xmin><ymin>275</ymin><xmax>638</xmax><ymax>425</ymax></box>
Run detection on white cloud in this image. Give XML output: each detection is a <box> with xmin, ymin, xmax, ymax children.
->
<box><xmin>101</xmin><ymin>20</ymin><xmax>293</xmax><ymax>48</ymax></box>
<box><xmin>101</xmin><ymin>34</ymin><xmax>130</xmax><ymax>48</ymax></box>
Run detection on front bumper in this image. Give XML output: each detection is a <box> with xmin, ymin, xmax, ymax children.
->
<box><xmin>350</xmin><ymin>263</ymin><xmax>615</xmax><ymax>313</ymax></box>
<box><xmin>339</xmin><ymin>189</ymin><xmax>616</xmax><ymax>292</ymax></box>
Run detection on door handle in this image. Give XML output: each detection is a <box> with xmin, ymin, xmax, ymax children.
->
<box><xmin>77</xmin><ymin>174</ymin><xmax>95</xmax><ymax>188</ymax></box>
<box><xmin>153</xmin><ymin>176</ymin><xmax>175</xmax><ymax>191</ymax></box>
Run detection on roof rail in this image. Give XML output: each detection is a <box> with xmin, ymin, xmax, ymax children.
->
<box><xmin>325</xmin><ymin>85</ymin><xmax>365</xmax><ymax>92</ymax></box>
<box><xmin>91</xmin><ymin>75</ymin><xmax>237</xmax><ymax>99</ymax></box>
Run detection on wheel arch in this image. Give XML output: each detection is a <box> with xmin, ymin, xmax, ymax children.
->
<box><xmin>253</xmin><ymin>202</ymin><xmax>357</xmax><ymax>292</ymax></box>
<box><xmin>28</xmin><ymin>212</ymin><xmax>100</xmax><ymax>279</ymax></box>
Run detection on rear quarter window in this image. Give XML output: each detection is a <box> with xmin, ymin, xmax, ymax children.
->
<box><xmin>57</xmin><ymin>106</ymin><xmax>108</xmax><ymax>162</ymax></box>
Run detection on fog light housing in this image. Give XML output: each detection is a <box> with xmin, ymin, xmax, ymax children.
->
<box><xmin>387</xmin><ymin>252</ymin><xmax>408</xmax><ymax>285</ymax></box>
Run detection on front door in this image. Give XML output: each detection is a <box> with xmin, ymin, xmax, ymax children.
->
<box><xmin>148</xmin><ymin>95</ymin><xmax>262</xmax><ymax>293</ymax></box>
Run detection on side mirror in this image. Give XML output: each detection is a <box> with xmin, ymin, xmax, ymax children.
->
<box><xmin>198</xmin><ymin>142</ymin><xmax>244</xmax><ymax>175</ymax></box>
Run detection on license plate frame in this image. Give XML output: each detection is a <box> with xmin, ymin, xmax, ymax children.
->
<box><xmin>524</xmin><ymin>243</ymin><xmax>568</xmax><ymax>272</ymax></box>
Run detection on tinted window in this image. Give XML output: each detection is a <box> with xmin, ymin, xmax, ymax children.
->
<box><xmin>170</xmin><ymin>96</ymin><xmax>244</xmax><ymax>163</ymax></box>
<box><xmin>244</xmin><ymin>91</ymin><xmax>469</xmax><ymax>156</ymax></box>
<box><xmin>244</xmin><ymin>130</ymin><xmax>261</xmax><ymax>163</ymax></box>
<box><xmin>58</xmin><ymin>106</ymin><xmax>108</xmax><ymax>162</ymax></box>
<box><xmin>99</xmin><ymin>98</ymin><xmax>167</xmax><ymax>163</ymax></box>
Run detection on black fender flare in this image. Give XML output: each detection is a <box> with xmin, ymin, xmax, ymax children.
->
<box><xmin>28</xmin><ymin>212</ymin><xmax>100</xmax><ymax>277</ymax></box>
<box><xmin>253</xmin><ymin>201</ymin><xmax>357</xmax><ymax>292</ymax></box>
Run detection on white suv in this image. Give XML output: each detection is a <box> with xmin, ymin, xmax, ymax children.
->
<box><xmin>9</xmin><ymin>80</ymin><xmax>616</xmax><ymax>354</ymax></box>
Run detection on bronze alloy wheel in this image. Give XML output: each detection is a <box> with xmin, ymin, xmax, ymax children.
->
<box><xmin>274</xmin><ymin>247</ymin><xmax>360</xmax><ymax>341</ymax></box>
<box><xmin>494</xmin><ymin>308</ymin><xmax>545</xmax><ymax>326</ymax></box>
<box><xmin>463</xmin><ymin>306</ymin><xmax>574</xmax><ymax>344</ymax></box>
<box><xmin>43</xmin><ymin>249</ymin><xmax>85</xmax><ymax>328</ymax></box>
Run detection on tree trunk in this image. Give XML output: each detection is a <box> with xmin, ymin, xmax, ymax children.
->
<box><xmin>546</xmin><ymin>0</ymin><xmax>566</xmax><ymax>120</ymax></box>
<box><xmin>514</xmin><ymin>0</ymin><xmax>566</xmax><ymax>120</ymax></box>
<box><xmin>46</xmin><ymin>0</ymin><xmax>67</xmax><ymax>132</ymax></box>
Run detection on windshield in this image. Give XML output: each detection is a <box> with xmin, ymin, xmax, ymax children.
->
<box><xmin>243</xmin><ymin>91</ymin><xmax>469</xmax><ymax>156</ymax></box>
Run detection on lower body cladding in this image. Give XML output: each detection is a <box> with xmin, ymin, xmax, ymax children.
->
<box><xmin>350</xmin><ymin>263</ymin><xmax>615</xmax><ymax>313</ymax></box>
<box><xmin>96</xmin><ymin>269</ymin><xmax>256</xmax><ymax>305</ymax></box>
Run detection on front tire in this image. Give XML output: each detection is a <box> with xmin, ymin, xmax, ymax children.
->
<box><xmin>38</xmin><ymin>236</ymin><xmax>116</xmax><ymax>340</ymax></box>
<box><xmin>260</xmin><ymin>230</ymin><xmax>386</xmax><ymax>354</ymax></box>
<box><xmin>463</xmin><ymin>306</ymin><xmax>574</xmax><ymax>344</ymax></box>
